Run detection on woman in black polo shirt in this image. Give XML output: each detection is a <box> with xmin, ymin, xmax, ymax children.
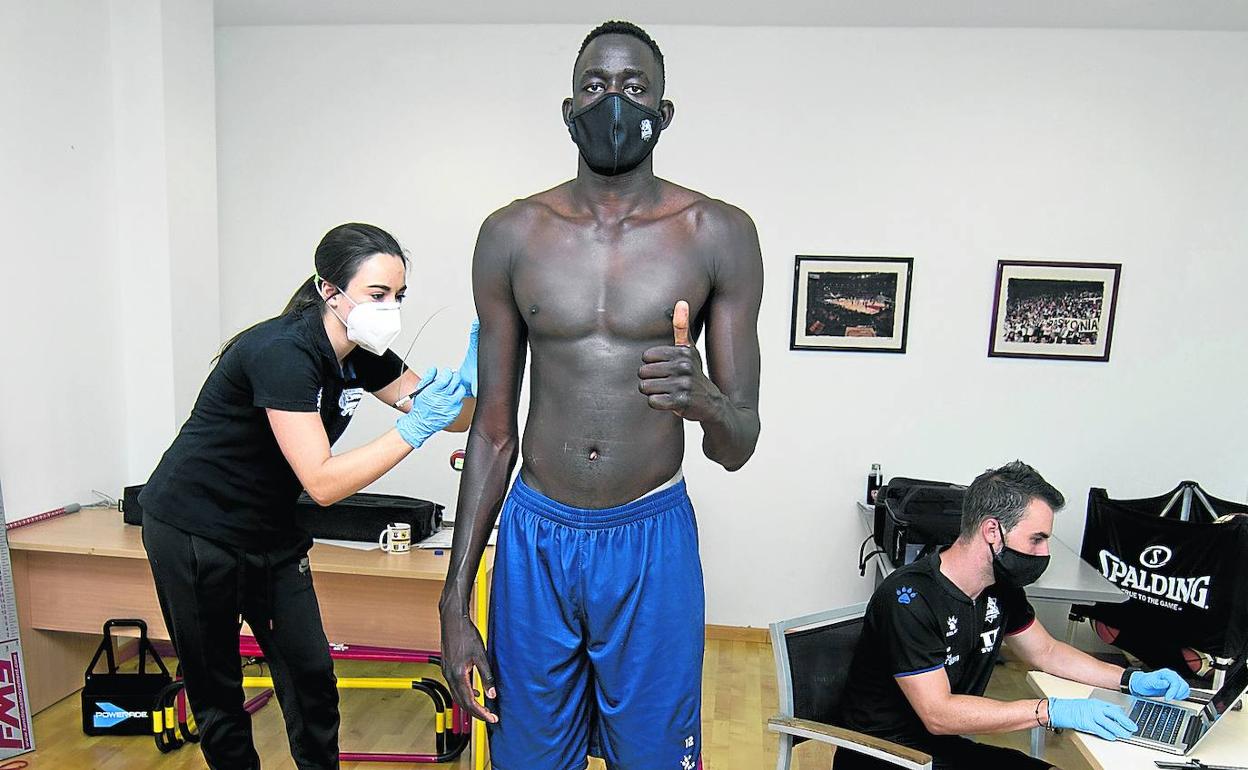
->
<box><xmin>139</xmin><ymin>223</ymin><xmax>475</xmax><ymax>770</ymax></box>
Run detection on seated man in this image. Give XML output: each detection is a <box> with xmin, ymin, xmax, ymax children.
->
<box><xmin>837</xmin><ymin>460</ymin><xmax>1191</xmax><ymax>770</ymax></box>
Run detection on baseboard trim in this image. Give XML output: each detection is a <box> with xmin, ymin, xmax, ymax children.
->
<box><xmin>705</xmin><ymin>624</ymin><xmax>769</xmax><ymax>644</ymax></box>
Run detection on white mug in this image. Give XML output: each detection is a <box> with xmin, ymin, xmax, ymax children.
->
<box><xmin>378</xmin><ymin>522</ymin><xmax>412</xmax><ymax>554</ymax></box>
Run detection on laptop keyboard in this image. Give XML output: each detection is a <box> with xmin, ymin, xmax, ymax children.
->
<box><xmin>1129</xmin><ymin>700</ymin><xmax>1185</xmax><ymax>744</ymax></box>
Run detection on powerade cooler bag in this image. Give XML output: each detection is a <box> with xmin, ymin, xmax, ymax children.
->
<box><xmin>1075</xmin><ymin>483</ymin><xmax>1248</xmax><ymax>671</ymax></box>
<box><xmin>81</xmin><ymin>619</ymin><xmax>172</xmax><ymax>736</ymax></box>
<box><xmin>122</xmin><ymin>484</ymin><xmax>442</xmax><ymax>544</ymax></box>
<box><xmin>874</xmin><ymin>477</ymin><xmax>966</xmax><ymax>566</ymax></box>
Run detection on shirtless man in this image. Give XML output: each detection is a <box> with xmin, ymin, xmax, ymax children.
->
<box><xmin>439</xmin><ymin>21</ymin><xmax>763</xmax><ymax>770</ymax></box>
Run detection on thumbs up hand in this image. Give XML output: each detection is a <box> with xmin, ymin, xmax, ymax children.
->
<box><xmin>639</xmin><ymin>300</ymin><xmax>718</xmax><ymax>421</ymax></box>
<box><xmin>672</xmin><ymin>299</ymin><xmax>691</xmax><ymax>347</ymax></box>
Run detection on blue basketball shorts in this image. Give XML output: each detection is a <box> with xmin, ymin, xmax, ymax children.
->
<box><xmin>486</xmin><ymin>473</ymin><xmax>705</xmax><ymax>770</ymax></box>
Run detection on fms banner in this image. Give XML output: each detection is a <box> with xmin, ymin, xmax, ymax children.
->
<box><xmin>0</xmin><ymin>482</ymin><xmax>35</xmax><ymax>758</ymax></box>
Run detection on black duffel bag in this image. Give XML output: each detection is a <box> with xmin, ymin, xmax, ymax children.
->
<box><xmin>122</xmin><ymin>484</ymin><xmax>442</xmax><ymax>544</ymax></box>
<box><xmin>294</xmin><ymin>491</ymin><xmax>443</xmax><ymax>544</ymax></box>
<box><xmin>873</xmin><ymin>477</ymin><xmax>966</xmax><ymax>567</ymax></box>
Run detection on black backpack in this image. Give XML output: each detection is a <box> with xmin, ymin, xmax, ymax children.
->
<box><xmin>871</xmin><ymin>477</ymin><xmax>966</xmax><ymax>567</ymax></box>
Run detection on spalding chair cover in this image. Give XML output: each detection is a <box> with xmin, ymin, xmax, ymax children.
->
<box><xmin>1075</xmin><ymin>482</ymin><xmax>1248</xmax><ymax>672</ymax></box>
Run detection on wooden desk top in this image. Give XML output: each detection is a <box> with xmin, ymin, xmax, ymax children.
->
<box><xmin>1027</xmin><ymin>671</ymin><xmax>1247</xmax><ymax>769</ymax></box>
<box><xmin>7</xmin><ymin>508</ymin><xmax>491</xmax><ymax>581</ymax></box>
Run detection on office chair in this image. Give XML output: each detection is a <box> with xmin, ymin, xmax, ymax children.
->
<box><xmin>769</xmin><ymin>602</ymin><xmax>932</xmax><ymax>770</ymax></box>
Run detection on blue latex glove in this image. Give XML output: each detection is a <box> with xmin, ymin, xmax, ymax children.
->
<box><xmin>396</xmin><ymin>367</ymin><xmax>466</xmax><ymax>448</ymax></box>
<box><xmin>1129</xmin><ymin>669</ymin><xmax>1191</xmax><ymax>701</ymax></box>
<box><xmin>1047</xmin><ymin>698</ymin><xmax>1138</xmax><ymax>741</ymax></box>
<box><xmin>459</xmin><ymin>319</ymin><xmax>479</xmax><ymax>398</ymax></box>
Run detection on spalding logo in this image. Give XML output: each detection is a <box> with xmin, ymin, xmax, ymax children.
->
<box><xmin>1140</xmin><ymin>545</ymin><xmax>1172</xmax><ymax>569</ymax></box>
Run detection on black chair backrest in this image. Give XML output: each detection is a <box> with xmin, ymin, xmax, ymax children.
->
<box><xmin>1076</xmin><ymin>484</ymin><xmax>1248</xmax><ymax>669</ymax></box>
<box><xmin>786</xmin><ymin>614</ymin><xmax>864</xmax><ymax>728</ymax></box>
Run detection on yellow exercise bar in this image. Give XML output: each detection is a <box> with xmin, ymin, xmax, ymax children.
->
<box><xmin>241</xmin><ymin>676</ymin><xmax>425</xmax><ymax>690</ymax></box>
<box><xmin>474</xmin><ymin>557</ymin><xmax>489</xmax><ymax>770</ymax></box>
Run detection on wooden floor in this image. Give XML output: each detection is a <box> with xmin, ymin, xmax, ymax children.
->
<box><xmin>17</xmin><ymin>640</ymin><xmax>1092</xmax><ymax>770</ymax></box>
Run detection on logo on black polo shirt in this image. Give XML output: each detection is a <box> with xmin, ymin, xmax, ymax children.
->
<box><xmin>946</xmin><ymin>616</ymin><xmax>959</xmax><ymax>637</ymax></box>
<box><xmin>984</xmin><ymin>596</ymin><xmax>1000</xmax><ymax>624</ymax></box>
<box><xmin>339</xmin><ymin>388</ymin><xmax>365</xmax><ymax>417</ymax></box>
<box><xmin>945</xmin><ymin>646</ymin><xmax>960</xmax><ymax>666</ymax></box>
<box><xmin>896</xmin><ymin>587</ymin><xmax>917</xmax><ymax>605</ymax></box>
<box><xmin>979</xmin><ymin>628</ymin><xmax>1000</xmax><ymax>653</ymax></box>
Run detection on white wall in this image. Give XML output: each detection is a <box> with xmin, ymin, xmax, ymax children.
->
<box><xmin>0</xmin><ymin>0</ymin><xmax>127</xmax><ymax>521</ymax></box>
<box><xmin>0</xmin><ymin>0</ymin><xmax>218</xmax><ymax>521</ymax></box>
<box><xmin>161</xmin><ymin>0</ymin><xmax>221</xmax><ymax>420</ymax></box>
<box><xmin>215</xmin><ymin>24</ymin><xmax>1248</xmax><ymax>627</ymax></box>
<box><xmin>112</xmin><ymin>0</ymin><xmax>221</xmax><ymax>476</ymax></box>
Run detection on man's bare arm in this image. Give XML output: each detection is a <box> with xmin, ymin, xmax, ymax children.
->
<box><xmin>438</xmin><ymin>208</ymin><xmax>528</xmax><ymax>722</ymax></box>
<box><xmin>1007</xmin><ymin>620</ymin><xmax>1123</xmax><ymax>690</ymax></box>
<box><xmin>639</xmin><ymin>202</ymin><xmax>762</xmax><ymax>470</ymax></box>
<box><xmin>698</xmin><ymin>204</ymin><xmax>763</xmax><ymax>470</ymax></box>
<box><xmin>895</xmin><ymin>668</ymin><xmax>1050</xmax><ymax>736</ymax></box>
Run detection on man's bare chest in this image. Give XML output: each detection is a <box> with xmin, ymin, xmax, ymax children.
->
<box><xmin>511</xmin><ymin>233</ymin><xmax>712</xmax><ymax>341</ymax></box>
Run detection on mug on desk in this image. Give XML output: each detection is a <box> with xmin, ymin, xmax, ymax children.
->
<box><xmin>378</xmin><ymin>522</ymin><xmax>412</xmax><ymax>554</ymax></box>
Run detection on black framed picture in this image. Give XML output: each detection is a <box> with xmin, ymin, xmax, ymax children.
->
<box><xmin>988</xmin><ymin>260</ymin><xmax>1122</xmax><ymax>361</ymax></box>
<box><xmin>790</xmin><ymin>255</ymin><xmax>913</xmax><ymax>353</ymax></box>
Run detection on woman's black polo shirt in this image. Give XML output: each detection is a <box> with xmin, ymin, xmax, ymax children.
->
<box><xmin>840</xmin><ymin>550</ymin><xmax>1036</xmax><ymax>748</ymax></box>
<box><xmin>140</xmin><ymin>305</ymin><xmax>403</xmax><ymax>550</ymax></box>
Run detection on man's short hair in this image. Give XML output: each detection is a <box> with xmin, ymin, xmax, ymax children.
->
<box><xmin>960</xmin><ymin>460</ymin><xmax>1064</xmax><ymax>538</ymax></box>
<box><xmin>578</xmin><ymin>20</ymin><xmax>665</xmax><ymax>81</ymax></box>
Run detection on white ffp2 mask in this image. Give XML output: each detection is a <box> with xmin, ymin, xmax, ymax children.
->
<box><xmin>326</xmin><ymin>288</ymin><xmax>402</xmax><ymax>356</ymax></box>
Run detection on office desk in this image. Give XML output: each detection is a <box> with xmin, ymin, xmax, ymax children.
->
<box><xmin>8</xmin><ymin>509</ymin><xmax>492</xmax><ymax>713</ymax></box>
<box><xmin>1027</xmin><ymin>671</ymin><xmax>1247</xmax><ymax>769</ymax></box>
<box><xmin>856</xmin><ymin>502</ymin><xmax>1126</xmax><ymax>606</ymax></box>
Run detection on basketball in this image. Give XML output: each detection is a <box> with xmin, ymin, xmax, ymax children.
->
<box><xmin>1182</xmin><ymin>647</ymin><xmax>1212</xmax><ymax>677</ymax></box>
<box><xmin>1093</xmin><ymin>620</ymin><xmax>1120</xmax><ymax>645</ymax></box>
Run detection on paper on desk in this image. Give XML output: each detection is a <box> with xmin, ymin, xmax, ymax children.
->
<box><xmin>314</xmin><ymin>538</ymin><xmax>381</xmax><ymax>551</ymax></box>
<box><xmin>415</xmin><ymin>526</ymin><xmax>498</xmax><ymax>549</ymax></box>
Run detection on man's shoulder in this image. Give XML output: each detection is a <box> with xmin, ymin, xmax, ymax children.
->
<box><xmin>480</xmin><ymin>197</ymin><xmax>545</xmax><ymax>233</ymax></box>
<box><xmin>475</xmin><ymin>183</ymin><xmax>575</xmax><ymax>242</ymax></box>
<box><xmin>880</xmin><ymin>561</ymin><xmax>941</xmax><ymax>591</ymax></box>
<box><xmin>872</xmin><ymin>562</ymin><xmax>943</xmax><ymax>614</ymax></box>
<box><xmin>658</xmin><ymin>180</ymin><xmax>756</xmax><ymax>233</ymax></box>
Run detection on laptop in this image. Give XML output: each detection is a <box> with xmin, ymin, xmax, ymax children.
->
<box><xmin>1087</xmin><ymin>661</ymin><xmax>1247</xmax><ymax>755</ymax></box>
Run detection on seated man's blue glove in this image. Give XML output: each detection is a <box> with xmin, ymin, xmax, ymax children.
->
<box><xmin>459</xmin><ymin>319</ymin><xmax>479</xmax><ymax>398</ymax></box>
<box><xmin>1129</xmin><ymin>668</ymin><xmax>1191</xmax><ymax>701</ymax></box>
<box><xmin>396</xmin><ymin>367</ymin><xmax>466</xmax><ymax>448</ymax></box>
<box><xmin>1047</xmin><ymin>698</ymin><xmax>1138</xmax><ymax>741</ymax></box>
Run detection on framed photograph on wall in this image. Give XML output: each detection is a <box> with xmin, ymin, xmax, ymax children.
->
<box><xmin>988</xmin><ymin>259</ymin><xmax>1122</xmax><ymax>361</ymax></box>
<box><xmin>790</xmin><ymin>255</ymin><xmax>913</xmax><ymax>353</ymax></box>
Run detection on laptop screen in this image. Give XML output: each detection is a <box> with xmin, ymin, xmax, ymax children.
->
<box><xmin>1204</xmin><ymin>662</ymin><xmax>1248</xmax><ymax>722</ymax></box>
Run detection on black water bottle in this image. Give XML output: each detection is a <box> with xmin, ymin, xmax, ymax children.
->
<box><xmin>867</xmin><ymin>463</ymin><xmax>883</xmax><ymax>505</ymax></box>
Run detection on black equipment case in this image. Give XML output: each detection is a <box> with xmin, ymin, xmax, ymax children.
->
<box><xmin>121</xmin><ymin>485</ymin><xmax>442</xmax><ymax>544</ymax></box>
<box><xmin>81</xmin><ymin>619</ymin><xmax>172</xmax><ymax>736</ymax></box>
<box><xmin>120</xmin><ymin>484</ymin><xmax>144</xmax><ymax>525</ymax></box>
<box><xmin>873</xmin><ymin>477</ymin><xmax>966</xmax><ymax>566</ymax></box>
<box><xmin>293</xmin><ymin>491</ymin><xmax>443</xmax><ymax>543</ymax></box>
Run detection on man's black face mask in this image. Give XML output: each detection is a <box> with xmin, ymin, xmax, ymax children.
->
<box><xmin>566</xmin><ymin>93</ymin><xmax>663</xmax><ymax>176</ymax></box>
<box><xmin>989</xmin><ymin>521</ymin><xmax>1050</xmax><ymax>588</ymax></box>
